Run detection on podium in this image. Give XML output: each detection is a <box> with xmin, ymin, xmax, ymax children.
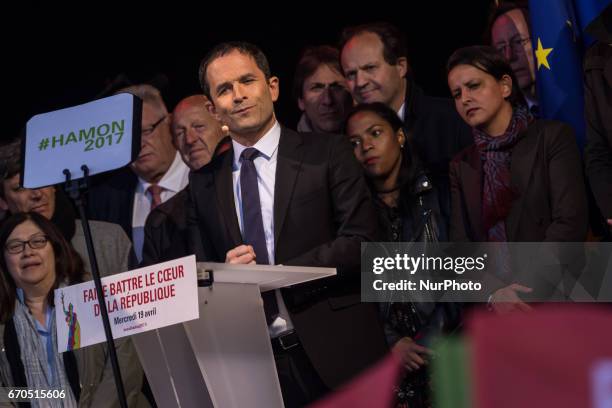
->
<box><xmin>132</xmin><ymin>262</ymin><xmax>335</xmax><ymax>408</ymax></box>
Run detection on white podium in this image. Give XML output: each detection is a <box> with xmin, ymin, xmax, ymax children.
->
<box><xmin>133</xmin><ymin>262</ymin><xmax>335</xmax><ymax>408</ymax></box>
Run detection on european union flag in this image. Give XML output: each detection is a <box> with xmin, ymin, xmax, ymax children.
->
<box><xmin>528</xmin><ymin>0</ymin><xmax>610</xmax><ymax>150</ymax></box>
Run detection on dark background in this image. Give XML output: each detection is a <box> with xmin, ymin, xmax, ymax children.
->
<box><xmin>7</xmin><ymin>2</ymin><xmax>493</xmax><ymax>141</ymax></box>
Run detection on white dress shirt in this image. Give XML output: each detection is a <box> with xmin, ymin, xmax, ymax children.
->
<box><xmin>231</xmin><ymin>121</ymin><xmax>294</xmax><ymax>337</ymax></box>
<box><xmin>397</xmin><ymin>102</ymin><xmax>406</xmax><ymax>122</ymax></box>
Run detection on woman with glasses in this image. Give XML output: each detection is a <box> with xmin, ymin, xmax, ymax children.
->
<box><xmin>345</xmin><ymin>102</ymin><xmax>461</xmax><ymax>408</ymax></box>
<box><xmin>0</xmin><ymin>212</ymin><xmax>149</xmax><ymax>407</ymax></box>
<box><xmin>447</xmin><ymin>46</ymin><xmax>587</xmax><ymax>312</ymax></box>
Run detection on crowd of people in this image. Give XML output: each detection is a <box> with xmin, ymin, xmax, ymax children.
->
<box><xmin>0</xmin><ymin>2</ymin><xmax>610</xmax><ymax>406</ymax></box>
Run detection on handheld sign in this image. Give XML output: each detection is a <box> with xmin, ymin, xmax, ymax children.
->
<box><xmin>55</xmin><ymin>255</ymin><xmax>199</xmax><ymax>352</ymax></box>
<box><xmin>23</xmin><ymin>92</ymin><xmax>142</xmax><ymax>188</ymax></box>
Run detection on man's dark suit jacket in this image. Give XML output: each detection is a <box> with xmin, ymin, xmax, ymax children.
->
<box><xmin>186</xmin><ymin>127</ymin><xmax>388</xmax><ymax>388</ymax></box>
<box><xmin>584</xmin><ymin>41</ymin><xmax>612</xmax><ymax>222</ymax></box>
<box><xmin>449</xmin><ymin>119</ymin><xmax>588</xmax><ymax>243</ymax></box>
<box><xmin>402</xmin><ymin>80</ymin><xmax>474</xmax><ymax>230</ymax></box>
<box><xmin>87</xmin><ymin>167</ymin><xmax>138</xmax><ymax>239</ymax></box>
<box><xmin>141</xmin><ymin>138</ymin><xmax>232</xmax><ymax>266</ymax></box>
<box><xmin>141</xmin><ymin>188</ymin><xmax>204</xmax><ymax>266</ymax></box>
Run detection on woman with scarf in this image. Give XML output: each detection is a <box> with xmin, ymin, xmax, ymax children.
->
<box><xmin>0</xmin><ymin>212</ymin><xmax>149</xmax><ymax>407</ymax></box>
<box><xmin>345</xmin><ymin>102</ymin><xmax>461</xmax><ymax>408</ymax></box>
<box><xmin>447</xmin><ymin>46</ymin><xmax>587</xmax><ymax>313</ymax></box>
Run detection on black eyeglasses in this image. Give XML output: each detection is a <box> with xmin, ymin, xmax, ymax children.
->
<box><xmin>141</xmin><ymin>115</ymin><xmax>167</xmax><ymax>137</ymax></box>
<box><xmin>495</xmin><ymin>37</ymin><xmax>531</xmax><ymax>56</ymax></box>
<box><xmin>5</xmin><ymin>235</ymin><xmax>49</xmax><ymax>254</ymax></box>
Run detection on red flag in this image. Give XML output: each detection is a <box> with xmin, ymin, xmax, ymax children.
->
<box><xmin>469</xmin><ymin>305</ymin><xmax>612</xmax><ymax>408</ymax></box>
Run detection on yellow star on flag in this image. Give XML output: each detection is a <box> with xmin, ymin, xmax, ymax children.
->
<box><xmin>535</xmin><ymin>38</ymin><xmax>553</xmax><ymax>70</ymax></box>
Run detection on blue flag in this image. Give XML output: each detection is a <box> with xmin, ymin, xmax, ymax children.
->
<box><xmin>528</xmin><ymin>0</ymin><xmax>610</xmax><ymax>150</ymax></box>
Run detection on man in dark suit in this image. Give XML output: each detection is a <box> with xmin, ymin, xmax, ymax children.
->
<box><xmin>87</xmin><ymin>84</ymin><xmax>190</xmax><ymax>262</ymax></box>
<box><xmin>142</xmin><ymin>94</ymin><xmax>227</xmax><ymax>265</ymax></box>
<box><xmin>340</xmin><ymin>22</ymin><xmax>473</xmax><ymax>233</ymax></box>
<box><xmin>583</xmin><ymin>12</ymin><xmax>612</xmax><ymax>238</ymax></box>
<box><xmin>189</xmin><ymin>42</ymin><xmax>387</xmax><ymax>407</ymax></box>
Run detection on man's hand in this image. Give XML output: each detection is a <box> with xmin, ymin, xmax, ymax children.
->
<box><xmin>226</xmin><ymin>245</ymin><xmax>256</xmax><ymax>264</ymax></box>
<box><xmin>491</xmin><ymin>283</ymin><xmax>533</xmax><ymax>314</ymax></box>
<box><xmin>606</xmin><ymin>219</ymin><xmax>611</xmax><ymax>227</ymax></box>
<box><xmin>392</xmin><ymin>337</ymin><xmax>432</xmax><ymax>372</ymax></box>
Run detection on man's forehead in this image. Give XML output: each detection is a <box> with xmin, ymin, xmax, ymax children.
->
<box><xmin>493</xmin><ymin>10</ymin><xmax>528</xmax><ymax>40</ymax></box>
<box><xmin>208</xmin><ymin>51</ymin><xmax>262</xmax><ymax>81</ymax></box>
<box><xmin>505</xmin><ymin>9</ymin><xmax>530</xmax><ymax>38</ymax></box>
<box><xmin>174</xmin><ymin>106</ymin><xmax>213</xmax><ymax>126</ymax></box>
<box><xmin>306</xmin><ymin>64</ymin><xmax>344</xmax><ymax>83</ymax></box>
<box><xmin>142</xmin><ymin>102</ymin><xmax>166</xmax><ymax>120</ymax></box>
<box><xmin>176</xmin><ymin>102</ymin><xmax>208</xmax><ymax>117</ymax></box>
<box><xmin>344</xmin><ymin>32</ymin><xmax>383</xmax><ymax>55</ymax></box>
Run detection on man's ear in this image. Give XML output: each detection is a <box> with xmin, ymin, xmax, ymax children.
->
<box><xmin>268</xmin><ymin>76</ymin><xmax>280</xmax><ymax>103</ymax></box>
<box><xmin>207</xmin><ymin>100</ymin><xmax>221</xmax><ymax>122</ymax></box>
<box><xmin>396</xmin><ymin>57</ymin><xmax>409</xmax><ymax>78</ymax></box>
<box><xmin>204</xmin><ymin>98</ymin><xmax>214</xmax><ymax>114</ymax></box>
<box><xmin>297</xmin><ymin>97</ymin><xmax>305</xmax><ymax>112</ymax></box>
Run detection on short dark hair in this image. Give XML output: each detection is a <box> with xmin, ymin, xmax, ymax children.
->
<box><xmin>446</xmin><ymin>45</ymin><xmax>526</xmax><ymax>108</ymax></box>
<box><xmin>0</xmin><ymin>139</ymin><xmax>23</xmax><ymax>198</ymax></box>
<box><xmin>339</xmin><ymin>22</ymin><xmax>408</xmax><ymax>67</ymax></box>
<box><xmin>485</xmin><ymin>1</ymin><xmax>531</xmax><ymax>44</ymax></box>
<box><xmin>0</xmin><ymin>212</ymin><xmax>85</xmax><ymax>322</ymax></box>
<box><xmin>198</xmin><ymin>41</ymin><xmax>272</xmax><ymax>101</ymax></box>
<box><xmin>292</xmin><ymin>45</ymin><xmax>343</xmax><ymax>102</ymax></box>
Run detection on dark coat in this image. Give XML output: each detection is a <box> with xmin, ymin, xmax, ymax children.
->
<box><xmin>87</xmin><ymin>167</ymin><xmax>138</xmax><ymax>239</ymax></box>
<box><xmin>141</xmin><ymin>187</ymin><xmax>205</xmax><ymax>266</ymax></box>
<box><xmin>584</xmin><ymin>42</ymin><xmax>612</xmax><ymax>220</ymax></box>
<box><xmin>450</xmin><ymin>119</ymin><xmax>588</xmax><ymax>242</ymax></box>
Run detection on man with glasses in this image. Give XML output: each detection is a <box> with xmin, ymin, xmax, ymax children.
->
<box><xmin>489</xmin><ymin>1</ymin><xmax>538</xmax><ymax>114</ymax></box>
<box><xmin>88</xmin><ymin>84</ymin><xmax>190</xmax><ymax>262</ymax></box>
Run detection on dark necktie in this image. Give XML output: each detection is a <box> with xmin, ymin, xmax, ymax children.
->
<box><xmin>240</xmin><ymin>148</ymin><xmax>278</xmax><ymax>324</ymax></box>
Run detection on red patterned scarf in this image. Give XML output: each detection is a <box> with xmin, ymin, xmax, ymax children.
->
<box><xmin>473</xmin><ymin>106</ymin><xmax>532</xmax><ymax>242</ymax></box>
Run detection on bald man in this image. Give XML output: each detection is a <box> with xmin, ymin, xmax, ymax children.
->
<box><xmin>172</xmin><ymin>95</ymin><xmax>226</xmax><ymax>170</ymax></box>
<box><xmin>142</xmin><ymin>95</ymin><xmax>227</xmax><ymax>265</ymax></box>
